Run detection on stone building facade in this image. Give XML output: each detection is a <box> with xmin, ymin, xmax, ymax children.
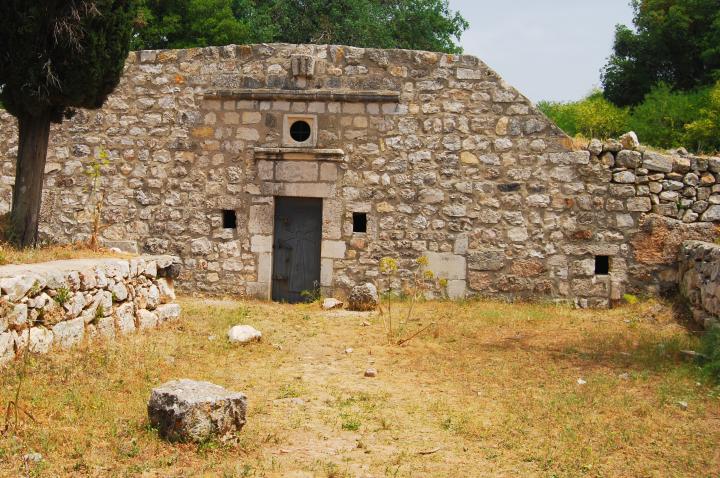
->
<box><xmin>0</xmin><ymin>43</ymin><xmax>717</xmax><ymax>305</ymax></box>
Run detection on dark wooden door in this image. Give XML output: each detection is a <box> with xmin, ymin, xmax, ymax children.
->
<box><xmin>271</xmin><ymin>197</ymin><xmax>323</xmax><ymax>303</ymax></box>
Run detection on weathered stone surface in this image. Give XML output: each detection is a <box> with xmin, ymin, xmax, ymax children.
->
<box><xmin>148</xmin><ymin>379</ymin><xmax>247</xmax><ymax>443</ymax></box>
<box><xmin>156</xmin><ymin>303</ymin><xmax>182</xmax><ymax>321</ymax></box>
<box><xmin>643</xmin><ymin>152</ymin><xmax>673</xmax><ymax>173</ymax></box>
<box><xmin>0</xmin><ymin>332</ymin><xmax>14</xmax><ymax>365</ymax></box>
<box><xmin>425</xmin><ymin>252</ymin><xmax>466</xmax><ymax>280</ymax></box>
<box><xmin>138</xmin><ymin>309</ymin><xmax>160</xmax><ymax>329</ymax></box>
<box><xmin>347</xmin><ymin>283</ymin><xmax>379</xmax><ymax>311</ymax></box>
<box><xmin>228</xmin><ymin>325</ymin><xmax>262</xmax><ymax>344</ymax></box>
<box><xmin>322</xmin><ymin>298</ymin><xmax>343</xmax><ymax>310</ymax></box>
<box><xmin>29</xmin><ymin>327</ymin><xmax>53</xmax><ymax>354</ymax></box>
<box><xmin>468</xmin><ymin>250</ymin><xmax>505</xmax><ymax>271</ymax></box>
<box><xmin>51</xmin><ymin>317</ymin><xmax>84</xmax><ymax>349</ymax></box>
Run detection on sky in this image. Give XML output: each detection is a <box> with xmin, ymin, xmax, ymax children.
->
<box><xmin>449</xmin><ymin>0</ymin><xmax>635</xmax><ymax>103</ymax></box>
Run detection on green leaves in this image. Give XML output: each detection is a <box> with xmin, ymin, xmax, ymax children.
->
<box><xmin>602</xmin><ymin>0</ymin><xmax>720</xmax><ymax>106</ymax></box>
<box><xmin>0</xmin><ymin>0</ymin><xmax>136</xmax><ymax>121</ymax></box>
<box><xmin>130</xmin><ymin>0</ymin><xmax>468</xmax><ymax>53</ymax></box>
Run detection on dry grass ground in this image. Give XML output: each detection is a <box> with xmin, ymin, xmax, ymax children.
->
<box><xmin>1</xmin><ymin>297</ymin><xmax>719</xmax><ymax>477</ymax></box>
<box><xmin>0</xmin><ymin>243</ymin><xmax>131</xmax><ymax>266</ymax></box>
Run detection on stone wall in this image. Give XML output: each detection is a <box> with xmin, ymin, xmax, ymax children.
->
<box><xmin>0</xmin><ymin>43</ymin><xmax>718</xmax><ymax>306</ymax></box>
<box><xmin>679</xmin><ymin>241</ymin><xmax>720</xmax><ymax>329</ymax></box>
<box><xmin>0</xmin><ymin>256</ymin><xmax>181</xmax><ymax>365</ymax></box>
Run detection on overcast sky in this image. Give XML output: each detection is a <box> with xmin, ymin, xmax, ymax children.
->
<box><xmin>449</xmin><ymin>0</ymin><xmax>635</xmax><ymax>103</ymax></box>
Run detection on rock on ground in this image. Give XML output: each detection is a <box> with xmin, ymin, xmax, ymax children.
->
<box><xmin>228</xmin><ymin>325</ymin><xmax>262</xmax><ymax>344</ymax></box>
<box><xmin>322</xmin><ymin>298</ymin><xmax>343</xmax><ymax>310</ymax></box>
<box><xmin>147</xmin><ymin>379</ymin><xmax>247</xmax><ymax>443</ymax></box>
<box><xmin>347</xmin><ymin>283</ymin><xmax>379</xmax><ymax>311</ymax></box>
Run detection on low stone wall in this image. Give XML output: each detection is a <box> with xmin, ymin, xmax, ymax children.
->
<box><xmin>592</xmin><ymin>136</ymin><xmax>719</xmax><ymax>224</ymax></box>
<box><xmin>0</xmin><ymin>255</ymin><xmax>181</xmax><ymax>365</ymax></box>
<box><xmin>679</xmin><ymin>241</ymin><xmax>720</xmax><ymax>329</ymax></box>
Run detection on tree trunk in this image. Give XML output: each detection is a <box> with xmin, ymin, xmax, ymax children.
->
<box><xmin>10</xmin><ymin>113</ymin><xmax>52</xmax><ymax>247</ymax></box>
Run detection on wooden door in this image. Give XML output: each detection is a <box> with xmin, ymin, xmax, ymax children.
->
<box><xmin>271</xmin><ymin>197</ymin><xmax>323</xmax><ymax>303</ymax></box>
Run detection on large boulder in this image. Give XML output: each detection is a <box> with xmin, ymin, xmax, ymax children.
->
<box><xmin>347</xmin><ymin>283</ymin><xmax>379</xmax><ymax>311</ymax></box>
<box><xmin>148</xmin><ymin>379</ymin><xmax>247</xmax><ymax>443</ymax></box>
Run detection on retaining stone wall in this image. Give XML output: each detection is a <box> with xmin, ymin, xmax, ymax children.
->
<box><xmin>0</xmin><ymin>255</ymin><xmax>181</xmax><ymax>365</ymax></box>
<box><xmin>0</xmin><ymin>43</ymin><xmax>718</xmax><ymax>306</ymax></box>
<box><xmin>679</xmin><ymin>241</ymin><xmax>720</xmax><ymax>329</ymax></box>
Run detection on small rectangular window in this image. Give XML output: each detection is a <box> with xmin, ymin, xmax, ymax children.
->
<box><xmin>222</xmin><ymin>209</ymin><xmax>237</xmax><ymax>229</ymax></box>
<box><xmin>353</xmin><ymin>212</ymin><xmax>367</xmax><ymax>233</ymax></box>
<box><xmin>595</xmin><ymin>255</ymin><xmax>610</xmax><ymax>275</ymax></box>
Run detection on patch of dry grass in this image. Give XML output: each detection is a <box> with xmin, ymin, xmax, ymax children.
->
<box><xmin>1</xmin><ymin>297</ymin><xmax>718</xmax><ymax>477</ymax></box>
<box><xmin>0</xmin><ymin>242</ymin><xmax>131</xmax><ymax>266</ymax></box>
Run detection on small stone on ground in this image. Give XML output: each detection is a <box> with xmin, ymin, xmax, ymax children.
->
<box><xmin>228</xmin><ymin>325</ymin><xmax>262</xmax><ymax>344</ymax></box>
<box><xmin>364</xmin><ymin>368</ymin><xmax>378</xmax><ymax>378</ymax></box>
<box><xmin>322</xmin><ymin>298</ymin><xmax>343</xmax><ymax>310</ymax></box>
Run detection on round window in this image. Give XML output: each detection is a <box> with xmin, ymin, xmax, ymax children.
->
<box><xmin>289</xmin><ymin>120</ymin><xmax>312</xmax><ymax>142</ymax></box>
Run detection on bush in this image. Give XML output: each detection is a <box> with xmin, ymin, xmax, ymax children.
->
<box><xmin>699</xmin><ymin>326</ymin><xmax>720</xmax><ymax>384</ymax></box>
<box><xmin>629</xmin><ymin>82</ymin><xmax>709</xmax><ymax>150</ymax></box>
<box><xmin>684</xmin><ymin>81</ymin><xmax>720</xmax><ymax>154</ymax></box>
<box><xmin>540</xmin><ymin>82</ymin><xmax>720</xmax><ymax>154</ymax></box>
<box><xmin>538</xmin><ymin>90</ymin><xmax>630</xmax><ymax>139</ymax></box>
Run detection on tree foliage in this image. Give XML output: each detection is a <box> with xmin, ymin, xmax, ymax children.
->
<box><xmin>602</xmin><ymin>0</ymin><xmax>720</xmax><ymax>106</ymax></box>
<box><xmin>0</xmin><ymin>1</ymin><xmax>136</xmax><ymax>246</ymax></box>
<box><xmin>131</xmin><ymin>0</ymin><xmax>468</xmax><ymax>53</ymax></box>
<box><xmin>0</xmin><ymin>1</ymin><xmax>136</xmax><ymax>122</ymax></box>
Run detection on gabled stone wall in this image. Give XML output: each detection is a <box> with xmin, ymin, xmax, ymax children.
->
<box><xmin>0</xmin><ymin>43</ymin><xmax>717</xmax><ymax>306</ymax></box>
<box><xmin>0</xmin><ymin>256</ymin><xmax>181</xmax><ymax>364</ymax></box>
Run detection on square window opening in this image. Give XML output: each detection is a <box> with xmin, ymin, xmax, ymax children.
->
<box><xmin>353</xmin><ymin>212</ymin><xmax>367</xmax><ymax>233</ymax></box>
<box><xmin>222</xmin><ymin>209</ymin><xmax>237</xmax><ymax>229</ymax></box>
<box><xmin>595</xmin><ymin>255</ymin><xmax>610</xmax><ymax>275</ymax></box>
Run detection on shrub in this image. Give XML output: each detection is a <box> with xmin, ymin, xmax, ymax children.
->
<box><xmin>684</xmin><ymin>81</ymin><xmax>720</xmax><ymax>154</ymax></box>
<box><xmin>538</xmin><ymin>90</ymin><xmax>630</xmax><ymax>139</ymax></box>
<box><xmin>629</xmin><ymin>82</ymin><xmax>709</xmax><ymax>149</ymax></box>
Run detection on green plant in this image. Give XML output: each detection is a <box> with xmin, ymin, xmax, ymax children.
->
<box><xmin>84</xmin><ymin>148</ymin><xmax>111</xmax><ymax>251</ymax></box>
<box><xmin>376</xmin><ymin>256</ymin><xmax>444</xmax><ymax>346</ymax></box>
<box><xmin>54</xmin><ymin>287</ymin><xmax>71</xmax><ymax>306</ymax></box>
<box><xmin>699</xmin><ymin>326</ymin><xmax>720</xmax><ymax>384</ymax></box>
<box><xmin>538</xmin><ymin>90</ymin><xmax>630</xmax><ymax>139</ymax></box>
<box><xmin>623</xmin><ymin>294</ymin><xmax>639</xmax><ymax>305</ymax></box>
<box><xmin>300</xmin><ymin>282</ymin><xmax>322</xmax><ymax>303</ymax></box>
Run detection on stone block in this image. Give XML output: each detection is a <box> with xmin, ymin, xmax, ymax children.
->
<box><xmin>446</xmin><ymin>280</ymin><xmax>466</xmax><ymax>299</ymax></box>
<box><xmin>0</xmin><ymin>332</ymin><xmax>15</xmax><ymax>365</ymax></box>
<box><xmin>319</xmin><ymin>162</ymin><xmax>338</xmax><ymax>181</ymax></box>
<box><xmin>52</xmin><ymin>317</ymin><xmax>84</xmax><ymax>349</ymax></box>
<box><xmin>320</xmin><ymin>258</ymin><xmax>334</xmax><ymax>287</ymax></box>
<box><xmin>250</xmin><ymin>235</ymin><xmax>273</xmax><ymax>253</ymax></box>
<box><xmin>29</xmin><ymin>327</ymin><xmax>53</xmax><ymax>354</ymax></box>
<box><xmin>642</xmin><ymin>152</ymin><xmax>673</xmax><ymax>173</ymax></box>
<box><xmin>148</xmin><ymin>379</ymin><xmax>247</xmax><ymax>443</ymax></box>
<box><xmin>156</xmin><ymin>303</ymin><xmax>181</xmax><ymax>321</ymax></box>
<box><xmin>425</xmin><ymin>252</ymin><xmax>466</xmax><ymax>281</ymax></box>
<box><xmin>138</xmin><ymin>309</ymin><xmax>159</xmax><ymax>329</ymax></box>
<box><xmin>115</xmin><ymin>302</ymin><xmax>136</xmax><ymax>335</ymax></box>
<box><xmin>626</xmin><ymin>197</ymin><xmax>652</xmax><ymax>212</ymax></box>
<box><xmin>468</xmin><ymin>250</ymin><xmax>506</xmax><ymax>271</ymax></box>
<box><xmin>249</xmin><ymin>204</ymin><xmax>274</xmax><ymax>234</ymax></box>
<box><xmin>321</xmin><ymin>240</ymin><xmax>346</xmax><ymax>259</ymax></box>
<box><xmin>257</xmin><ymin>253</ymin><xmax>272</xmax><ymax>283</ymax></box>
<box><xmin>275</xmin><ymin>161</ymin><xmax>318</xmax><ymax>182</ymax></box>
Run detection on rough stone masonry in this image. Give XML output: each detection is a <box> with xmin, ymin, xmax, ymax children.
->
<box><xmin>0</xmin><ymin>43</ymin><xmax>718</xmax><ymax>306</ymax></box>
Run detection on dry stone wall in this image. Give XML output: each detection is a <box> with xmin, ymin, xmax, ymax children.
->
<box><xmin>679</xmin><ymin>241</ymin><xmax>720</xmax><ymax>329</ymax></box>
<box><xmin>0</xmin><ymin>43</ymin><xmax>717</xmax><ymax>306</ymax></box>
<box><xmin>0</xmin><ymin>255</ymin><xmax>181</xmax><ymax>364</ymax></box>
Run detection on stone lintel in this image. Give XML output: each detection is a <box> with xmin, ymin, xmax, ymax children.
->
<box><xmin>254</xmin><ymin>147</ymin><xmax>345</xmax><ymax>162</ymax></box>
<box><xmin>205</xmin><ymin>88</ymin><xmax>400</xmax><ymax>103</ymax></box>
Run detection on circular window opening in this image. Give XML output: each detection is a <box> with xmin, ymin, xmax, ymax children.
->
<box><xmin>289</xmin><ymin>120</ymin><xmax>312</xmax><ymax>142</ymax></box>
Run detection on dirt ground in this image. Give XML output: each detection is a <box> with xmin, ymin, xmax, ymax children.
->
<box><xmin>1</xmin><ymin>297</ymin><xmax>719</xmax><ymax>477</ymax></box>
